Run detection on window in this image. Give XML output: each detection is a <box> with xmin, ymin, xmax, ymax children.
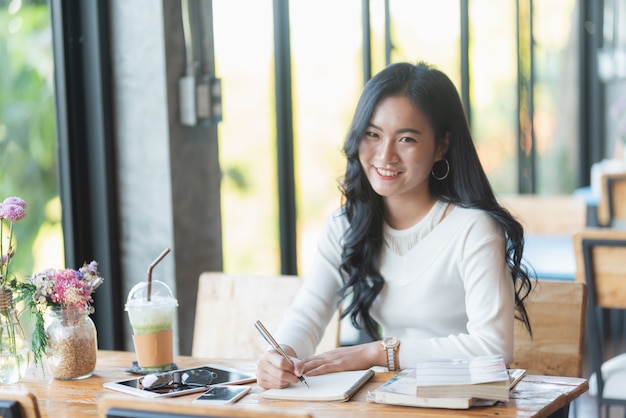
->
<box><xmin>290</xmin><ymin>0</ymin><xmax>362</xmax><ymax>274</ymax></box>
<box><xmin>213</xmin><ymin>0</ymin><xmax>582</xmax><ymax>275</ymax></box>
<box><xmin>533</xmin><ymin>0</ymin><xmax>580</xmax><ymax>193</ymax></box>
<box><xmin>0</xmin><ymin>0</ymin><xmax>62</xmax><ymax>280</ymax></box>
<box><xmin>213</xmin><ymin>0</ymin><xmax>279</xmax><ymax>274</ymax></box>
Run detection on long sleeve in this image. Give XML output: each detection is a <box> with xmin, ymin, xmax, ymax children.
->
<box><xmin>274</xmin><ymin>211</ymin><xmax>346</xmax><ymax>358</ymax></box>
<box><xmin>376</xmin><ymin>208</ymin><xmax>515</xmax><ymax>368</ymax></box>
<box><xmin>276</xmin><ymin>206</ymin><xmax>515</xmax><ymax>366</ymax></box>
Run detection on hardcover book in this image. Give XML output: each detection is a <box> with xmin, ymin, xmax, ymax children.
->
<box><xmin>367</xmin><ymin>359</ymin><xmax>526</xmax><ymax>409</ymax></box>
<box><xmin>414</xmin><ymin>354</ymin><xmax>511</xmax><ymax>401</ymax></box>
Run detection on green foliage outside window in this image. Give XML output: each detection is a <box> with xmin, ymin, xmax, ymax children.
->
<box><xmin>0</xmin><ymin>1</ymin><xmax>62</xmax><ymax>281</ymax></box>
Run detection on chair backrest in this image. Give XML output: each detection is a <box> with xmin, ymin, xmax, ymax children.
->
<box><xmin>0</xmin><ymin>390</ymin><xmax>41</xmax><ymax>418</ymax></box>
<box><xmin>98</xmin><ymin>395</ymin><xmax>312</xmax><ymax>418</ymax></box>
<box><xmin>597</xmin><ymin>172</ymin><xmax>626</xmax><ymax>228</ymax></box>
<box><xmin>498</xmin><ymin>194</ymin><xmax>587</xmax><ymax>235</ymax></box>
<box><xmin>574</xmin><ymin>228</ymin><xmax>626</xmax><ymax>310</ymax></box>
<box><xmin>192</xmin><ymin>272</ymin><xmax>340</xmax><ymax>359</ymax></box>
<box><xmin>510</xmin><ymin>279</ymin><xmax>587</xmax><ymax>377</ymax></box>
<box><xmin>573</xmin><ymin>228</ymin><xmax>626</xmax><ymax>410</ymax></box>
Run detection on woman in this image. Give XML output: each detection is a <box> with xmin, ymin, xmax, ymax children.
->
<box><xmin>256</xmin><ymin>61</ymin><xmax>533</xmax><ymax>389</ymax></box>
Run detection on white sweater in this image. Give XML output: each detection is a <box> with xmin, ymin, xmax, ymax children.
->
<box><xmin>275</xmin><ymin>204</ymin><xmax>515</xmax><ymax>368</ymax></box>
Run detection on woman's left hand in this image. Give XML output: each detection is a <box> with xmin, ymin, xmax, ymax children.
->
<box><xmin>294</xmin><ymin>341</ymin><xmax>384</xmax><ymax>377</ymax></box>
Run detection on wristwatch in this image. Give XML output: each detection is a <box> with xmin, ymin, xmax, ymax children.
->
<box><xmin>381</xmin><ymin>337</ymin><xmax>400</xmax><ymax>371</ymax></box>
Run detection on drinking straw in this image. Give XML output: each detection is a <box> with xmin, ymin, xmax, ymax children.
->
<box><xmin>147</xmin><ymin>247</ymin><xmax>171</xmax><ymax>301</ymax></box>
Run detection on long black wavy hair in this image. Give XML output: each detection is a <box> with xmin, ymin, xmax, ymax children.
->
<box><xmin>338</xmin><ymin>61</ymin><xmax>533</xmax><ymax>340</ymax></box>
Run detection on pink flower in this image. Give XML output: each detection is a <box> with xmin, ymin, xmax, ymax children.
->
<box><xmin>1</xmin><ymin>195</ymin><xmax>27</xmax><ymax>287</ymax></box>
<box><xmin>0</xmin><ymin>204</ymin><xmax>26</xmax><ymax>222</ymax></box>
<box><xmin>29</xmin><ymin>262</ymin><xmax>103</xmax><ymax>310</ymax></box>
<box><xmin>2</xmin><ymin>197</ymin><xmax>27</xmax><ymax>209</ymax></box>
<box><xmin>52</xmin><ymin>280</ymin><xmax>91</xmax><ymax>307</ymax></box>
<box><xmin>50</xmin><ymin>273</ymin><xmax>91</xmax><ymax>306</ymax></box>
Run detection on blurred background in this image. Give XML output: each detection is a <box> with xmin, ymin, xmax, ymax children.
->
<box><xmin>1</xmin><ymin>0</ymin><xmax>625</xmax><ymax>354</ymax></box>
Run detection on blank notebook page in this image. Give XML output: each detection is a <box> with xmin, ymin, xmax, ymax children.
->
<box><xmin>260</xmin><ymin>369</ymin><xmax>375</xmax><ymax>402</ymax></box>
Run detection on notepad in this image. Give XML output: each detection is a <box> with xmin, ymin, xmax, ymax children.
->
<box><xmin>261</xmin><ymin>369</ymin><xmax>375</xmax><ymax>402</ymax></box>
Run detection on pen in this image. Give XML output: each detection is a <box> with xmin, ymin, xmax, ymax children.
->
<box><xmin>254</xmin><ymin>320</ymin><xmax>309</xmax><ymax>388</ymax></box>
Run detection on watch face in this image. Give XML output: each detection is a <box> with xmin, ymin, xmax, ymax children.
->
<box><xmin>384</xmin><ymin>337</ymin><xmax>398</xmax><ymax>348</ymax></box>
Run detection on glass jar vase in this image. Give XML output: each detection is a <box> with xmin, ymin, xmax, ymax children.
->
<box><xmin>46</xmin><ymin>305</ymin><xmax>97</xmax><ymax>380</ymax></box>
<box><xmin>0</xmin><ymin>288</ymin><xmax>30</xmax><ymax>384</ymax></box>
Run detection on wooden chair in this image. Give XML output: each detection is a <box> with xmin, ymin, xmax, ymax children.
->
<box><xmin>98</xmin><ymin>394</ymin><xmax>312</xmax><ymax>418</ymax></box>
<box><xmin>499</xmin><ymin>194</ymin><xmax>586</xmax><ymax>281</ymax></box>
<box><xmin>510</xmin><ymin>279</ymin><xmax>587</xmax><ymax>378</ymax></box>
<box><xmin>510</xmin><ymin>279</ymin><xmax>587</xmax><ymax>418</ymax></box>
<box><xmin>499</xmin><ymin>194</ymin><xmax>587</xmax><ymax>235</ymax></box>
<box><xmin>597</xmin><ymin>172</ymin><xmax>626</xmax><ymax>228</ymax></box>
<box><xmin>0</xmin><ymin>390</ymin><xmax>41</xmax><ymax>418</ymax></box>
<box><xmin>574</xmin><ymin>228</ymin><xmax>626</xmax><ymax>418</ymax></box>
<box><xmin>192</xmin><ymin>272</ymin><xmax>340</xmax><ymax>359</ymax></box>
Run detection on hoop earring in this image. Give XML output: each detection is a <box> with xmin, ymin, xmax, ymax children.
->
<box><xmin>431</xmin><ymin>158</ymin><xmax>450</xmax><ymax>181</ymax></box>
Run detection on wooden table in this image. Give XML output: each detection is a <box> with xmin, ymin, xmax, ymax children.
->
<box><xmin>5</xmin><ymin>350</ymin><xmax>588</xmax><ymax>418</ymax></box>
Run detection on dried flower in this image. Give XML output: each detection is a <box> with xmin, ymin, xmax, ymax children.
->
<box><xmin>11</xmin><ymin>261</ymin><xmax>104</xmax><ymax>367</ymax></box>
<box><xmin>0</xmin><ymin>196</ymin><xmax>27</xmax><ymax>288</ymax></box>
<box><xmin>29</xmin><ymin>261</ymin><xmax>104</xmax><ymax>312</ymax></box>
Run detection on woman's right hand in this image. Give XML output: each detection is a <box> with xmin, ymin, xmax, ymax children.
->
<box><xmin>256</xmin><ymin>345</ymin><xmax>303</xmax><ymax>389</ymax></box>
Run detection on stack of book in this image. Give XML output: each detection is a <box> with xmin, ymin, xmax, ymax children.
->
<box><xmin>367</xmin><ymin>354</ymin><xmax>525</xmax><ymax>409</ymax></box>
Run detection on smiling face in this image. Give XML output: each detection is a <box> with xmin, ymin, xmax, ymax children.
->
<box><xmin>358</xmin><ymin>95</ymin><xmax>447</xmax><ymax>209</ymax></box>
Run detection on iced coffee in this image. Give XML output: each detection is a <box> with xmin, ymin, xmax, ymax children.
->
<box><xmin>125</xmin><ymin>280</ymin><xmax>178</xmax><ymax>371</ymax></box>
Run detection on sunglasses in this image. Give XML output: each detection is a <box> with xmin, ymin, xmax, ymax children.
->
<box><xmin>138</xmin><ymin>368</ymin><xmax>219</xmax><ymax>390</ymax></box>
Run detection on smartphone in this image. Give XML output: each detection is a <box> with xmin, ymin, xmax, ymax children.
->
<box><xmin>192</xmin><ymin>385</ymin><xmax>251</xmax><ymax>404</ymax></box>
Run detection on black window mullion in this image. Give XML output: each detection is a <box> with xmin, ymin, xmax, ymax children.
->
<box><xmin>50</xmin><ymin>0</ymin><xmax>123</xmax><ymax>349</ymax></box>
<box><xmin>460</xmin><ymin>0</ymin><xmax>471</xmax><ymax>124</ymax></box>
<box><xmin>384</xmin><ymin>0</ymin><xmax>392</xmax><ymax>65</ymax></box>
<box><xmin>516</xmin><ymin>0</ymin><xmax>536</xmax><ymax>194</ymax></box>
<box><xmin>273</xmin><ymin>0</ymin><xmax>297</xmax><ymax>275</ymax></box>
<box><xmin>362</xmin><ymin>0</ymin><xmax>372</xmax><ymax>84</ymax></box>
<box><xmin>579</xmin><ymin>0</ymin><xmax>605</xmax><ymax>186</ymax></box>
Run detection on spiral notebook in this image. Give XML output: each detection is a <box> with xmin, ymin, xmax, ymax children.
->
<box><xmin>261</xmin><ymin>369</ymin><xmax>375</xmax><ymax>402</ymax></box>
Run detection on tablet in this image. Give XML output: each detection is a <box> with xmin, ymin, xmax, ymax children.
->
<box><xmin>103</xmin><ymin>364</ymin><xmax>256</xmax><ymax>398</ymax></box>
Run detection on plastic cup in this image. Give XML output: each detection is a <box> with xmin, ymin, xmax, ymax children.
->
<box><xmin>125</xmin><ymin>280</ymin><xmax>178</xmax><ymax>371</ymax></box>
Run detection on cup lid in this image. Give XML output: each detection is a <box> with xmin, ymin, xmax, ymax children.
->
<box><xmin>125</xmin><ymin>280</ymin><xmax>178</xmax><ymax>309</ymax></box>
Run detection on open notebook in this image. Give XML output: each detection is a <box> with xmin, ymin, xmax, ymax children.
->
<box><xmin>261</xmin><ymin>369</ymin><xmax>375</xmax><ymax>402</ymax></box>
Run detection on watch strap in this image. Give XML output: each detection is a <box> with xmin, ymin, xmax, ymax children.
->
<box><xmin>382</xmin><ymin>338</ymin><xmax>400</xmax><ymax>371</ymax></box>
